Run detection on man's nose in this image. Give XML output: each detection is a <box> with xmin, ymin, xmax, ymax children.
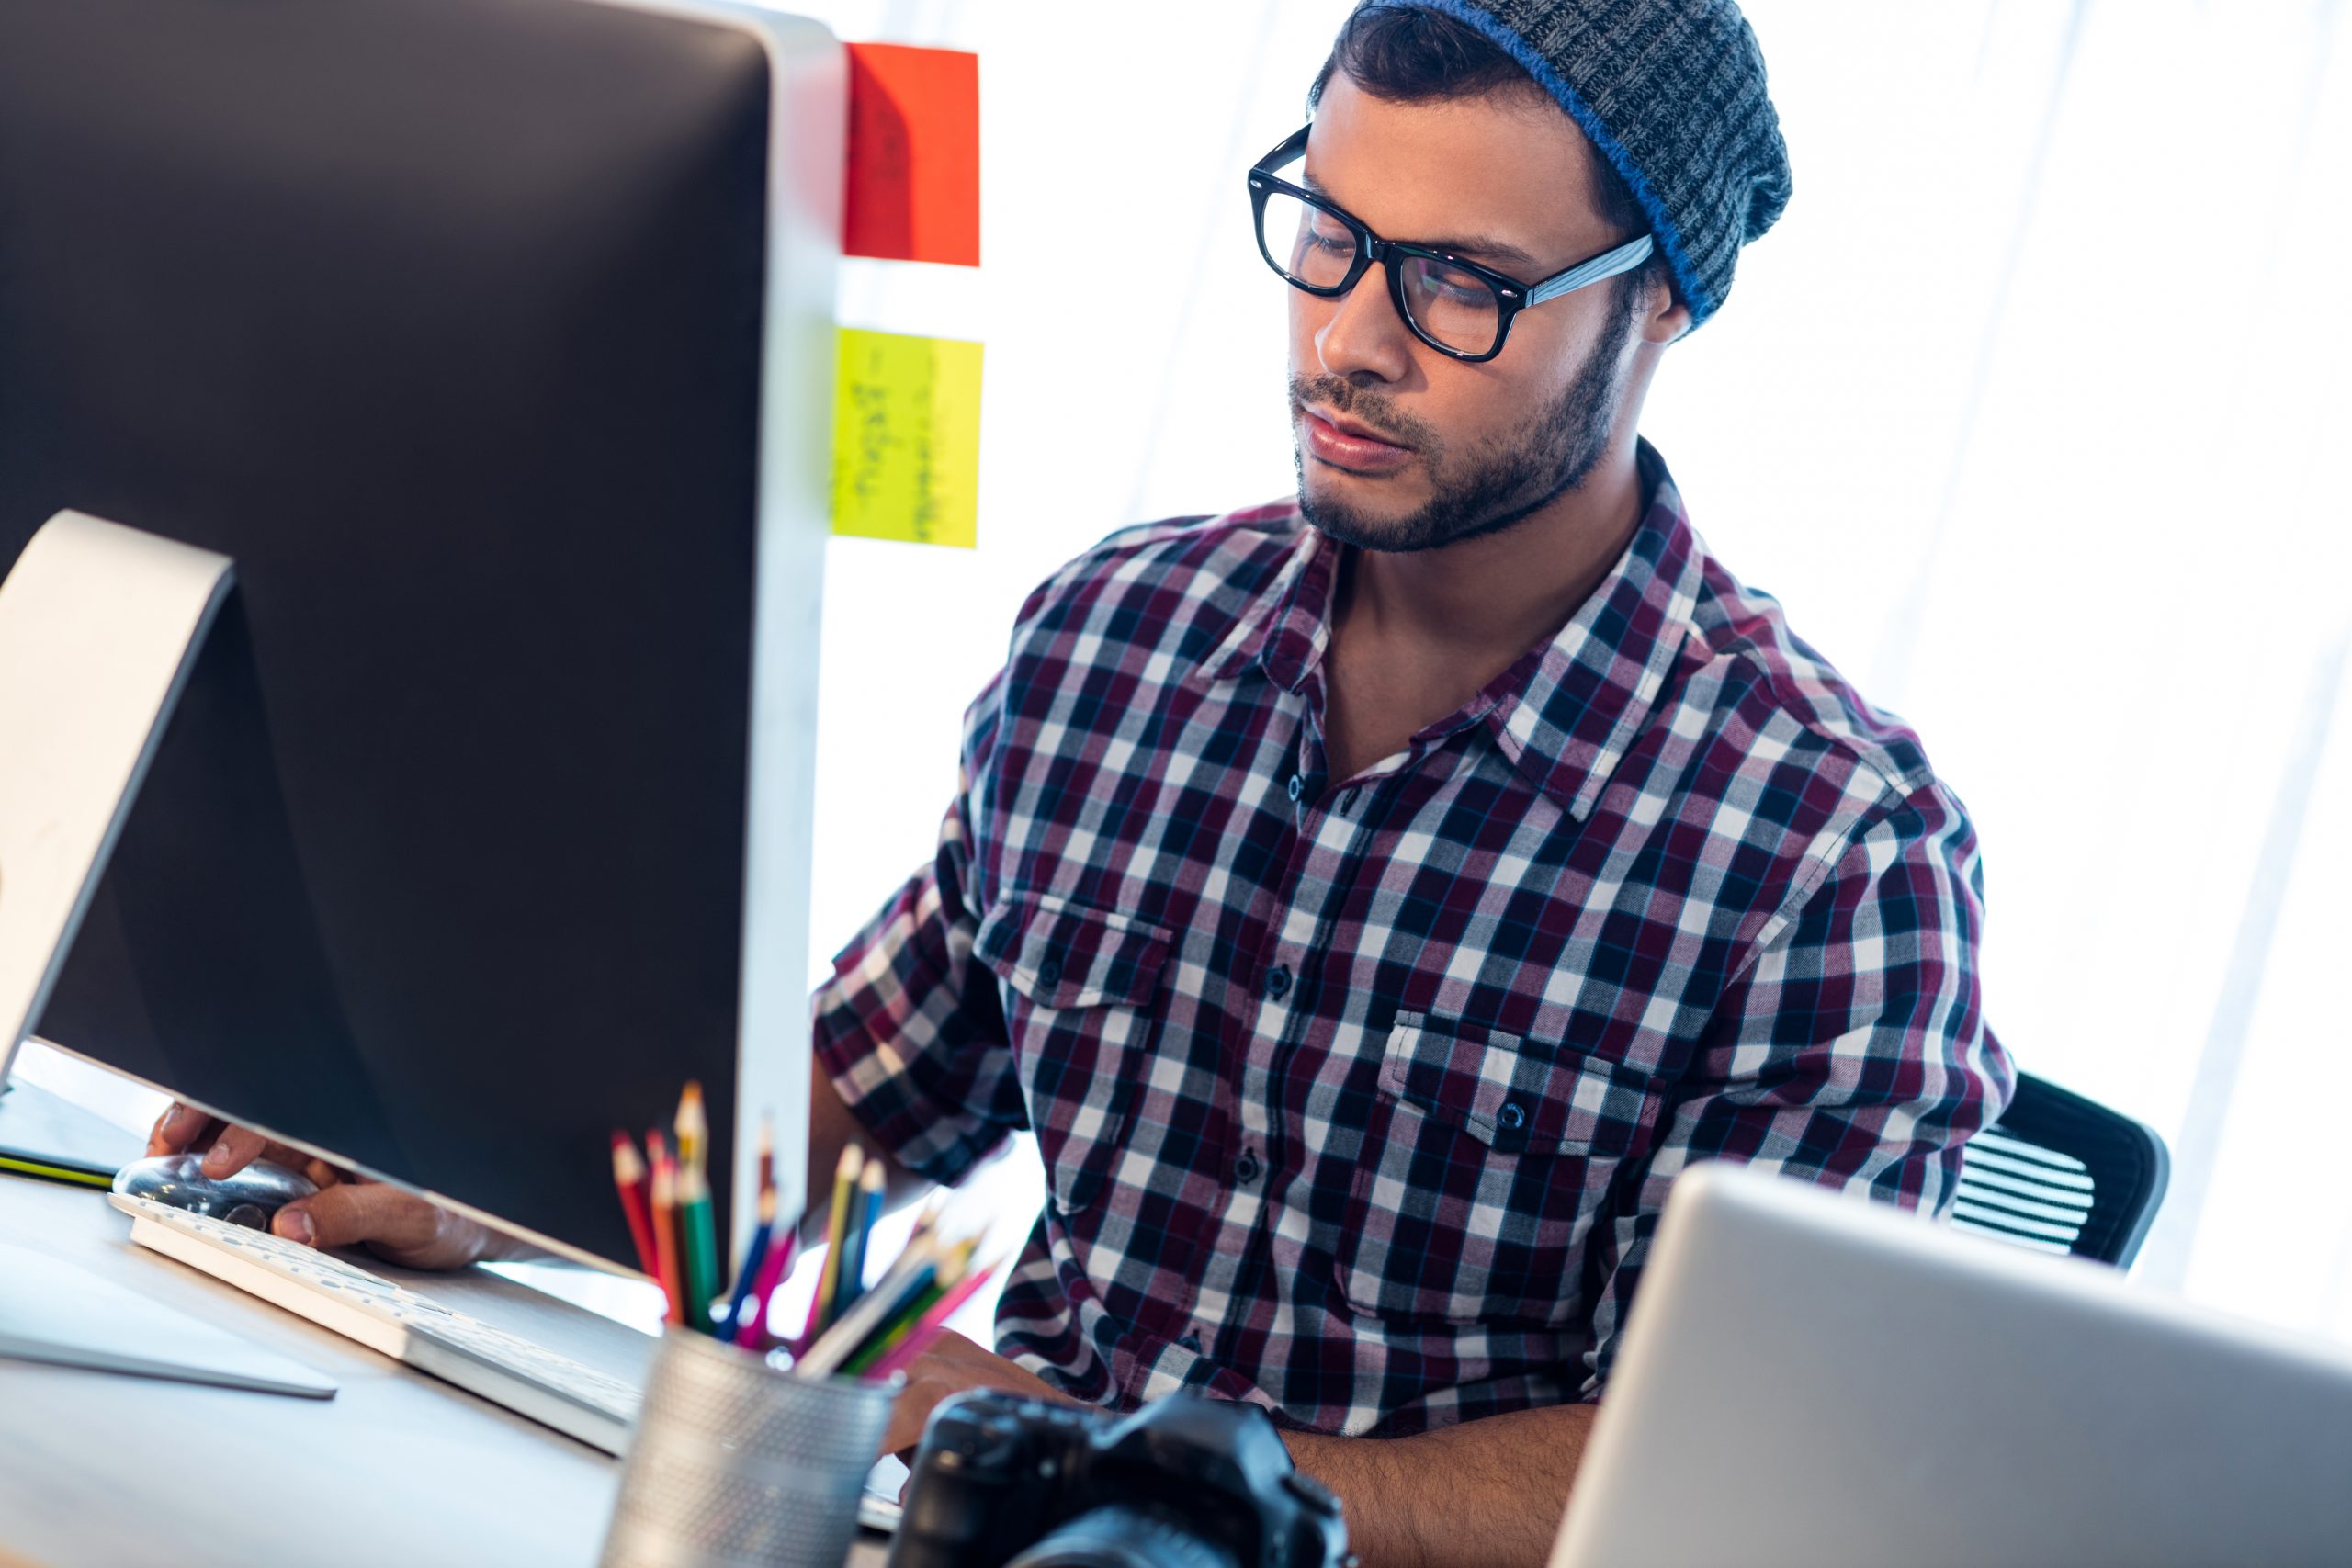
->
<box><xmin>1312</xmin><ymin>261</ymin><xmax>1415</xmax><ymax>384</ymax></box>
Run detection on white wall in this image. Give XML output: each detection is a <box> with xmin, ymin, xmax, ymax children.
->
<box><xmin>801</xmin><ymin>0</ymin><xmax>2352</xmax><ymax>1342</ymax></box>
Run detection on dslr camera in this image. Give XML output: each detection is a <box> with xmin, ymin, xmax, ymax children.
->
<box><xmin>886</xmin><ymin>1389</ymin><xmax>1353</xmax><ymax>1568</ymax></box>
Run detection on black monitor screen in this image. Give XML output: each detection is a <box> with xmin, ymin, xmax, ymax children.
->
<box><xmin>0</xmin><ymin>0</ymin><xmax>786</xmax><ymax>1266</ymax></box>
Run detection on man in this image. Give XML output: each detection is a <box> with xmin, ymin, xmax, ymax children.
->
<box><xmin>157</xmin><ymin>4</ymin><xmax>2013</xmax><ymax>1562</ymax></box>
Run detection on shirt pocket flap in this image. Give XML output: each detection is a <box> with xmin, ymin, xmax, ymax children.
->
<box><xmin>1377</xmin><ymin>1011</ymin><xmax>1659</xmax><ymax>1156</ymax></box>
<box><xmin>975</xmin><ymin>892</ymin><xmax>1172</xmax><ymax>1010</ymax></box>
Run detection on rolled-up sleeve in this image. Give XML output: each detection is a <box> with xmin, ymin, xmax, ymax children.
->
<box><xmin>811</xmin><ymin>672</ymin><xmax>1027</xmax><ymax>1186</ymax></box>
<box><xmin>1577</xmin><ymin>781</ymin><xmax>2017</xmax><ymax>1398</ymax></box>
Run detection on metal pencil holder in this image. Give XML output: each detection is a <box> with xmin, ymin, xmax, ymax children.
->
<box><xmin>599</xmin><ymin>1327</ymin><xmax>899</xmax><ymax>1568</ymax></box>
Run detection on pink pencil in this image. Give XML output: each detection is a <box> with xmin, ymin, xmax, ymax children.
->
<box><xmin>862</xmin><ymin>1260</ymin><xmax>1001</xmax><ymax>1381</ymax></box>
<box><xmin>736</xmin><ymin>1217</ymin><xmax>800</xmax><ymax>1349</ymax></box>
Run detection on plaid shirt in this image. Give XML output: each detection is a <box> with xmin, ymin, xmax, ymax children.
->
<box><xmin>815</xmin><ymin>441</ymin><xmax>2013</xmax><ymax>1437</ymax></box>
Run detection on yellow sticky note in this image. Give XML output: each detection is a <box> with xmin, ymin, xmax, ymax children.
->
<box><xmin>831</xmin><ymin>327</ymin><xmax>983</xmax><ymax>548</ymax></box>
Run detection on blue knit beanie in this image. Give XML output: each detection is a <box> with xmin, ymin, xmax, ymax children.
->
<box><xmin>1373</xmin><ymin>0</ymin><xmax>1792</xmax><ymax>327</ymax></box>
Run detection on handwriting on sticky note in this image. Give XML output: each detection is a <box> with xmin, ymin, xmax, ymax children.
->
<box><xmin>844</xmin><ymin>43</ymin><xmax>980</xmax><ymax>267</ymax></box>
<box><xmin>831</xmin><ymin>328</ymin><xmax>982</xmax><ymax>548</ymax></box>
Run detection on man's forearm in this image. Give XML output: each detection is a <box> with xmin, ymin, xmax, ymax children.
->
<box><xmin>800</xmin><ymin>1055</ymin><xmax>932</xmax><ymax>1248</ymax></box>
<box><xmin>1283</xmin><ymin>1403</ymin><xmax>1598</xmax><ymax>1568</ymax></box>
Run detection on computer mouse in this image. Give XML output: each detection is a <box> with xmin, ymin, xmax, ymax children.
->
<box><xmin>111</xmin><ymin>1153</ymin><xmax>319</xmax><ymax>1230</ymax></box>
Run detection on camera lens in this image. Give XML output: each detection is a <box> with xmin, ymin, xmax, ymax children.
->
<box><xmin>1003</xmin><ymin>1504</ymin><xmax>1240</xmax><ymax>1568</ymax></box>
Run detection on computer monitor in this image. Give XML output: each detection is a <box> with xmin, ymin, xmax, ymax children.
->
<box><xmin>0</xmin><ymin>0</ymin><xmax>843</xmax><ymax>1269</ymax></box>
<box><xmin>1552</xmin><ymin>1163</ymin><xmax>2352</xmax><ymax>1568</ymax></box>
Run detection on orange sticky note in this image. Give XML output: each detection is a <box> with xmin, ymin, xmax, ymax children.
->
<box><xmin>844</xmin><ymin>43</ymin><xmax>979</xmax><ymax>267</ymax></box>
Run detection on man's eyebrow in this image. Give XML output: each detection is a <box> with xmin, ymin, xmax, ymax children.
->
<box><xmin>1298</xmin><ymin>167</ymin><xmax>1542</xmax><ymax>272</ymax></box>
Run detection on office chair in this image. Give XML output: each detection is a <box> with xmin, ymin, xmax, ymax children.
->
<box><xmin>1950</xmin><ymin>1072</ymin><xmax>2169</xmax><ymax>1268</ymax></box>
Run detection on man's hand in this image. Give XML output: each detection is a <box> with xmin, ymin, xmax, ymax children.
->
<box><xmin>1283</xmin><ymin>1403</ymin><xmax>1600</xmax><ymax>1568</ymax></box>
<box><xmin>146</xmin><ymin>1102</ymin><xmax>497</xmax><ymax>1270</ymax></box>
<box><xmin>876</xmin><ymin>1328</ymin><xmax>1080</xmax><ymax>1458</ymax></box>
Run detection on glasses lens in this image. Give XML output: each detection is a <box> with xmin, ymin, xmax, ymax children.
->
<box><xmin>1257</xmin><ymin>190</ymin><xmax>1357</xmax><ymax>291</ymax></box>
<box><xmin>1397</xmin><ymin>254</ymin><xmax>1504</xmax><ymax>357</ymax></box>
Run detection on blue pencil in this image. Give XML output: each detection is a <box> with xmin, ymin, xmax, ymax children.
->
<box><xmin>721</xmin><ymin>1187</ymin><xmax>775</xmax><ymax>1339</ymax></box>
<box><xmin>831</xmin><ymin>1158</ymin><xmax>886</xmax><ymax>1321</ymax></box>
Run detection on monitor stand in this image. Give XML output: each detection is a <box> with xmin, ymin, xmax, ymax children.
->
<box><xmin>0</xmin><ymin>512</ymin><xmax>318</xmax><ymax>1391</ymax></box>
<box><xmin>0</xmin><ymin>516</ymin><xmax>663</xmax><ymax>1425</ymax></box>
<box><xmin>0</xmin><ymin>509</ymin><xmax>234</xmax><ymax>1083</ymax></box>
<box><xmin>0</xmin><ymin>521</ymin><xmax>671</xmax><ymax>1427</ymax></box>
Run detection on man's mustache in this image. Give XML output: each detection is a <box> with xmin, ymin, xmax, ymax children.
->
<box><xmin>1289</xmin><ymin>375</ymin><xmax>1440</xmax><ymax>454</ymax></box>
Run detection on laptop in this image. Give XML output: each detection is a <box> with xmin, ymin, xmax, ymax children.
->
<box><xmin>1553</xmin><ymin>1161</ymin><xmax>2352</xmax><ymax>1568</ymax></box>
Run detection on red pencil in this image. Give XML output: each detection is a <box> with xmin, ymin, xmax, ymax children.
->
<box><xmin>648</xmin><ymin>1129</ymin><xmax>685</xmax><ymax>1326</ymax></box>
<box><xmin>609</xmin><ymin>1131</ymin><xmax>659</xmax><ymax>1280</ymax></box>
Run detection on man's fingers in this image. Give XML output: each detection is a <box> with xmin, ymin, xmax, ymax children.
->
<box><xmin>251</xmin><ymin>1137</ymin><xmax>324</xmax><ymax>1175</ymax></box>
<box><xmin>274</xmin><ymin>1184</ymin><xmax>436</xmax><ymax>1253</ymax></box>
<box><xmin>147</xmin><ymin>1103</ymin><xmax>216</xmax><ymax>1157</ymax></box>
<box><xmin>272</xmin><ymin>1182</ymin><xmax>491</xmax><ymax>1269</ymax></box>
<box><xmin>880</xmin><ymin>1407</ymin><xmax>929</xmax><ymax>1461</ymax></box>
<box><xmin>199</xmin><ymin>1123</ymin><xmax>270</xmax><ymax>1179</ymax></box>
<box><xmin>148</xmin><ymin>1105</ymin><xmax>341</xmax><ymax>1190</ymax></box>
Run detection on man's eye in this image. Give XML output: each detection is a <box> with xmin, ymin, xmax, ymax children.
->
<box><xmin>1418</xmin><ymin>265</ymin><xmax>1493</xmax><ymax>307</ymax></box>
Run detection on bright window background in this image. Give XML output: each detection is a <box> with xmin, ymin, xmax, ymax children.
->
<box><xmin>19</xmin><ymin>1</ymin><xmax>2349</xmax><ymax>1346</ymax></box>
<box><xmin>804</xmin><ymin>0</ymin><xmax>2352</xmax><ymax>1343</ymax></box>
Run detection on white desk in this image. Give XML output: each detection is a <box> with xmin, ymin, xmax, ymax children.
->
<box><xmin>0</xmin><ymin>1170</ymin><xmax>889</xmax><ymax>1567</ymax></box>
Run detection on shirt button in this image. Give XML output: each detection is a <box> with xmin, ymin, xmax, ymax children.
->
<box><xmin>1263</xmin><ymin>964</ymin><xmax>1291</xmax><ymax>999</ymax></box>
<box><xmin>1286</xmin><ymin>773</ymin><xmax>1305</xmax><ymax>803</ymax></box>
<box><xmin>1036</xmin><ymin>956</ymin><xmax>1062</xmax><ymax>987</ymax></box>
<box><xmin>1497</xmin><ymin>1100</ymin><xmax>1528</xmax><ymax>1132</ymax></box>
<box><xmin>1233</xmin><ymin>1150</ymin><xmax>1262</xmax><ymax>1184</ymax></box>
<box><xmin>1178</xmin><ymin>1332</ymin><xmax>1202</xmax><ymax>1352</ymax></box>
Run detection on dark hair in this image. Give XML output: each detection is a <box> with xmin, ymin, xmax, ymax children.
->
<box><xmin>1308</xmin><ymin>6</ymin><xmax>1670</xmax><ymax>311</ymax></box>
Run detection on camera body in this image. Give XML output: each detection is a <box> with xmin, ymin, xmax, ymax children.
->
<box><xmin>887</xmin><ymin>1389</ymin><xmax>1352</xmax><ymax>1568</ymax></box>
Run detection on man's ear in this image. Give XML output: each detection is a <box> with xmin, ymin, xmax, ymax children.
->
<box><xmin>1640</xmin><ymin>273</ymin><xmax>1693</xmax><ymax>345</ymax></box>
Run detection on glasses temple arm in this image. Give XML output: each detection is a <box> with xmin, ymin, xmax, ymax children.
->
<box><xmin>1523</xmin><ymin>233</ymin><xmax>1656</xmax><ymax>307</ymax></box>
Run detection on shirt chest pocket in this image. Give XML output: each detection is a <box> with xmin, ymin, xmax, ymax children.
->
<box><xmin>1334</xmin><ymin>1011</ymin><xmax>1664</xmax><ymax>1330</ymax></box>
<box><xmin>974</xmin><ymin>891</ymin><xmax>1171</xmax><ymax>1216</ymax></box>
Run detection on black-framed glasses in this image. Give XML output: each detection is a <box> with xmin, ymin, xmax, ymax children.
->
<box><xmin>1247</xmin><ymin>126</ymin><xmax>1656</xmax><ymax>363</ymax></box>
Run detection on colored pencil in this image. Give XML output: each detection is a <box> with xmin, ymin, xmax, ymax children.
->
<box><xmin>678</xmin><ymin>1160</ymin><xmax>719</xmax><ymax>1335</ymax></box>
<box><xmin>648</xmin><ymin>1130</ymin><xmax>684</xmax><ymax>1326</ymax></box>
<box><xmin>608</xmin><ymin>1087</ymin><xmax>1003</xmax><ymax>1371</ymax></box>
<box><xmin>840</xmin><ymin>1279</ymin><xmax>946</xmax><ymax>1377</ymax></box>
<box><xmin>720</xmin><ymin>1180</ymin><xmax>777</xmax><ymax>1341</ymax></box>
<box><xmin>735</xmin><ymin>1208</ymin><xmax>800</xmax><ymax>1348</ymax></box>
<box><xmin>831</xmin><ymin>1157</ymin><xmax>887</xmax><ymax>1322</ymax></box>
<box><xmin>609</xmin><ymin>1131</ymin><xmax>659</xmax><ymax>1280</ymax></box>
<box><xmin>862</xmin><ymin>1258</ymin><xmax>1001</xmax><ymax>1382</ymax></box>
<box><xmin>797</xmin><ymin>1241</ymin><xmax>945</xmax><ymax>1378</ymax></box>
<box><xmin>802</xmin><ymin>1144</ymin><xmax>864</xmax><ymax>1346</ymax></box>
<box><xmin>0</xmin><ymin>1153</ymin><xmax>116</xmax><ymax>1189</ymax></box>
<box><xmin>673</xmin><ymin>1080</ymin><xmax>708</xmax><ymax>1177</ymax></box>
<box><xmin>846</xmin><ymin>1235</ymin><xmax>979</xmax><ymax>1370</ymax></box>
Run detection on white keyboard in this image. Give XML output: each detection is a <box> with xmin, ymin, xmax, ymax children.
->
<box><xmin>110</xmin><ymin>1191</ymin><xmax>641</xmax><ymax>1453</ymax></box>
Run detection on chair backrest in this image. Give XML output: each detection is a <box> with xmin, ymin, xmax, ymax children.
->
<box><xmin>1951</xmin><ymin>1072</ymin><xmax>2169</xmax><ymax>1268</ymax></box>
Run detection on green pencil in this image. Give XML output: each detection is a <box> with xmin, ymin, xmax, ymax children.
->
<box><xmin>841</xmin><ymin>1280</ymin><xmax>947</xmax><ymax>1376</ymax></box>
<box><xmin>677</xmin><ymin>1162</ymin><xmax>719</xmax><ymax>1335</ymax></box>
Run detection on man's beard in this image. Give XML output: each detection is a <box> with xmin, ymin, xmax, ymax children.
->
<box><xmin>1292</xmin><ymin>288</ymin><xmax>1640</xmax><ymax>555</ymax></box>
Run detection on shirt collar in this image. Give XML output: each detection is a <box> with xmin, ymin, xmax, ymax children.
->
<box><xmin>1491</xmin><ymin>444</ymin><xmax>1705</xmax><ymax>820</ymax></box>
<box><xmin>1195</xmin><ymin>513</ymin><xmax>1337</xmax><ymax>691</ymax></box>
<box><xmin>1198</xmin><ymin>440</ymin><xmax>1706</xmax><ymax>821</ymax></box>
